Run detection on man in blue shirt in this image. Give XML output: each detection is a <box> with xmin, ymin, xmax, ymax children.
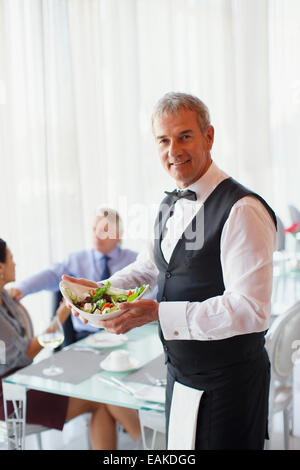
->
<box><xmin>9</xmin><ymin>207</ymin><xmax>137</xmax><ymax>344</ymax></box>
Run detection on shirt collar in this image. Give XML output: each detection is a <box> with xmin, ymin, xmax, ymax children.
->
<box><xmin>183</xmin><ymin>161</ymin><xmax>229</xmax><ymax>204</ymax></box>
<box><xmin>93</xmin><ymin>244</ymin><xmax>121</xmax><ymax>261</ymax></box>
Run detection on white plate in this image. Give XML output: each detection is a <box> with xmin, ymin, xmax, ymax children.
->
<box><xmin>134</xmin><ymin>385</ymin><xmax>165</xmax><ymax>404</ymax></box>
<box><xmin>59</xmin><ymin>279</ymin><xmax>149</xmax><ymax>328</ymax></box>
<box><xmin>85</xmin><ymin>332</ymin><xmax>128</xmax><ymax>349</ymax></box>
<box><xmin>99</xmin><ymin>357</ymin><xmax>140</xmax><ymax>372</ymax></box>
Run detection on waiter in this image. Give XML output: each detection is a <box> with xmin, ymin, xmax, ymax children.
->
<box><xmin>66</xmin><ymin>92</ymin><xmax>277</xmax><ymax>450</ymax></box>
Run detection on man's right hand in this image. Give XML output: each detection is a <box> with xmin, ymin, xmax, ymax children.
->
<box><xmin>8</xmin><ymin>288</ymin><xmax>23</xmax><ymax>301</ymax></box>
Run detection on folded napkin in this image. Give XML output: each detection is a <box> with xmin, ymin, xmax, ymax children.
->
<box><xmin>167</xmin><ymin>381</ymin><xmax>204</xmax><ymax>450</ymax></box>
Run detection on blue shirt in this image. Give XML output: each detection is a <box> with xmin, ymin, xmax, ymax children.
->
<box><xmin>16</xmin><ymin>245</ymin><xmax>137</xmax><ymax>333</ymax></box>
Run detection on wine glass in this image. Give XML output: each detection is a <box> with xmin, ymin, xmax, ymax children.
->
<box><xmin>37</xmin><ymin>316</ymin><xmax>65</xmax><ymax>376</ymax></box>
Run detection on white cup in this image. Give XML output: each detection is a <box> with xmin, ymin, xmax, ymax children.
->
<box><xmin>107</xmin><ymin>350</ymin><xmax>132</xmax><ymax>369</ymax></box>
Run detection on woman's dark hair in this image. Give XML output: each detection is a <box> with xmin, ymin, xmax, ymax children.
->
<box><xmin>0</xmin><ymin>238</ymin><xmax>7</xmax><ymax>263</ymax></box>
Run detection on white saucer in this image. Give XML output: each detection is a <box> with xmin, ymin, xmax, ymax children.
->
<box><xmin>100</xmin><ymin>357</ymin><xmax>140</xmax><ymax>372</ymax></box>
<box><xmin>85</xmin><ymin>332</ymin><xmax>128</xmax><ymax>349</ymax></box>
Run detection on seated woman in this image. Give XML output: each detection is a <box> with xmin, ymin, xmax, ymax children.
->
<box><xmin>0</xmin><ymin>238</ymin><xmax>141</xmax><ymax>449</ymax></box>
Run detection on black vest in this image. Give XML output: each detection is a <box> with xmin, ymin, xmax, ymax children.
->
<box><xmin>154</xmin><ymin>177</ymin><xmax>277</xmax><ymax>381</ymax></box>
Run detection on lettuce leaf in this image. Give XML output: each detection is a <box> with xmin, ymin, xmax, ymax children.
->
<box><xmin>90</xmin><ymin>282</ymin><xmax>111</xmax><ymax>302</ymax></box>
<box><xmin>127</xmin><ymin>285</ymin><xmax>146</xmax><ymax>302</ymax></box>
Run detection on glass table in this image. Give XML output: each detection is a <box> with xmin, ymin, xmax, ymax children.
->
<box><xmin>2</xmin><ymin>323</ymin><xmax>165</xmax><ymax>450</ymax></box>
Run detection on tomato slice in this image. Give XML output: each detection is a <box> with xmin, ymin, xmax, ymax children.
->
<box><xmin>101</xmin><ymin>302</ymin><xmax>113</xmax><ymax>311</ymax></box>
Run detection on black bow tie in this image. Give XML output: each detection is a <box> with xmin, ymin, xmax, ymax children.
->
<box><xmin>164</xmin><ymin>189</ymin><xmax>197</xmax><ymax>201</ymax></box>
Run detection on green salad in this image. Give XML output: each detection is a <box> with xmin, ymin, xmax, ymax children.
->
<box><xmin>65</xmin><ymin>282</ymin><xmax>147</xmax><ymax>315</ymax></box>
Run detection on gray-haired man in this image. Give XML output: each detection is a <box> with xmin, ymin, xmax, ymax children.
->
<box><xmin>65</xmin><ymin>92</ymin><xmax>277</xmax><ymax>449</ymax></box>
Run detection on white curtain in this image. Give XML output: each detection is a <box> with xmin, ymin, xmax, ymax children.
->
<box><xmin>269</xmin><ymin>0</ymin><xmax>300</xmax><ymax>225</ymax></box>
<box><xmin>0</xmin><ymin>0</ymin><xmax>299</xmax><ymax>332</ymax></box>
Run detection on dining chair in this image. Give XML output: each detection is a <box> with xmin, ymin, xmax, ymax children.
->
<box><xmin>265</xmin><ymin>301</ymin><xmax>300</xmax><ymax>449</ymax></box>
<box><xmin>0</xmin><ymin>420</ymin><xmax>47</xmax><ymax>450</ymax></box>
<box><xmin>1</xmin><ymin>382</ymin><xmax>48</xmax><ymax>449</ymax></box>
<box><xmin>2</xmin><ymin>381</ymin><xmax>92</xmax><ymax>450</ymax></box>
<box><xmin>138</xmin><ymin>409</ymin><xmax>166</xmax><ymax>450</ymax></box>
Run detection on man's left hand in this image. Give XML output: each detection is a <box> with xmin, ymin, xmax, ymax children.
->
<box><xmin>98</xmin><ymin>299</ymin><xmax>159</xmax><ymax>334</ymax></box>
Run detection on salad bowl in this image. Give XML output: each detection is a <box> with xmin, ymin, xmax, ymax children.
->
<box><xmin>59</xmin><ymin>279</ymin><xmax>149</xmax><ymax>328</ymax></box>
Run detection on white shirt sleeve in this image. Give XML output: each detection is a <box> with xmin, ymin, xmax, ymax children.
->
<box><xmin>159</xmin><ymin>196</ymin><xmax>277</xmax><ymax>340</ymax></box>
<box><xmin>103</xmin><ymin>241</ymin><xmax>159</xmax><ymax>294</ymax></box>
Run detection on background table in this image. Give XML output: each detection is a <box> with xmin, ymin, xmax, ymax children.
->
<box><xmin>3</xmin><ymin>322</ymin><xmax>165</xmax><ymax>449</ymax></box>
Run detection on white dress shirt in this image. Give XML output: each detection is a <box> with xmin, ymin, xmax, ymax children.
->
<box><xmin>106</xmin><ymin>162</ymin><xmax>277</xmax><ymax>341</ymax></box>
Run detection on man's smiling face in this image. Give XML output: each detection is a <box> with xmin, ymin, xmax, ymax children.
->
<box><xmin>153</xmin><ymin>109</ymin><xmax>214</xmax><ymax>189</ymax></box>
